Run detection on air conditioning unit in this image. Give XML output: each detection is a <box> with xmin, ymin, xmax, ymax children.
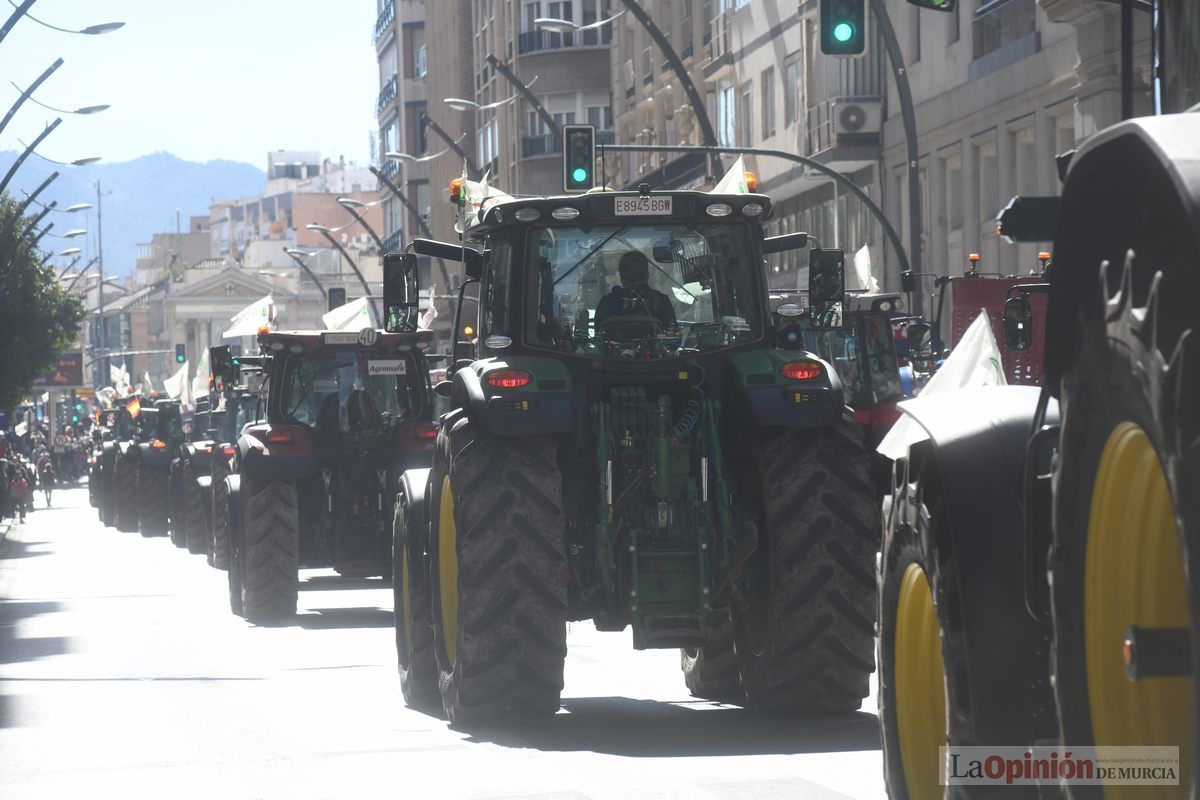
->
<box><xmin>833</xmin><ymin>99</ymin><xmax>882</xmax><ymax>135</ymax></box>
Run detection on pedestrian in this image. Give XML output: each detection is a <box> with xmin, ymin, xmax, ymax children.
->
<box><xmin>37</xmin><ymin>457</ymin><xmax>54</xmax><ymax>507</ymax></box>
<box><xmin>11</xmin><ymin>467</ymin><xmax>30</xmax><ymax>522</ymax></box>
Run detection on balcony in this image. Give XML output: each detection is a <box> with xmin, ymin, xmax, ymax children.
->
<box><xmin>379</xmin><ymin>159</ymin><xmax>400</xmax><ymax>181</ymax></box>
<box><xmin>374</xmin><ymin>0</ymin><xmax>395</xmax><ymax>44</ymax></box>
<box><xmin>382</xmin><ymin>228</ymin><xmax>403</xmax><ymax>254</ymax></box>
<box><xmin>376</xmin><ymin>75</ymin><xmax>397</xmax><ymax>115</ymax></box>
<box><xmin>972</xmin><ymin>0</ymin><xmax>1038</xmax><ymax>64</ymax></box>
<box><xmin>517</xmin><ymin>26</ymin><xmax>611</xmax><ymax>55</ymax></box>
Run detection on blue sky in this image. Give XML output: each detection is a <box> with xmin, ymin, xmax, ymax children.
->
<box><xmin>0</xmin><ymin>1</ymin><xmax>378</xmax><ymax>169</ymax></box>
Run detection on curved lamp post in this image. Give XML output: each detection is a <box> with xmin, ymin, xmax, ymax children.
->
<box><xmin>12</xmin><ymin>81</ymin><xmax>109</xmax><ymax>116</ymax></box>
<box><xmin>0</xmin><ymin>57</ymin><xmax>62</xmax><ymax>137</ymax></box>
<box><xmin>304</xmin><ymin>223</ymin><xmax>378</xmax><ymax>320</ymax></box>
<box><xmin>335</xmin><ymin>196</ymin><xmax>385</xmax><ymax>252</ymax></box>
<box><xmin>282</xmin><ymin>248</ymin><xmax>327</xmax><ymax>298</ymax></box>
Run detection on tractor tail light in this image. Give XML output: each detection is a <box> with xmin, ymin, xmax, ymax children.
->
<box><xmin>486</xmin><ymin>369</ymin><xmax>533</xmax><ymax>389</ymax></box>
<box><xmin>151</xmin><ymin>439</ymin><xmax>167</xmax><ymax>449</ymax></box>
<box><xmin>415</xmin><ymin>424</ymin><xmax>438</xmax><ymax>440</ymax></box>
<box><xmin>780</xmin><ymin>361</ymin><xmax>824</xmax><ymax>381</ymax></box>
<box><xmin>266</xmin><ymin>430</ymin><xmax>295</xmax><ymax>443</ymax></box>
<box><xmin>222</xmin><ymin>446</ymin><xmax>236</xmax><ymax>457</ymax></box>
<box><xmin>396</xmin><ymin>422</ymin><xmax>438</xmax><ymax>453</ymax></box>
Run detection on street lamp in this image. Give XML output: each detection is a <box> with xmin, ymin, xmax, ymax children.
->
<box><xmin>304</xmin><ymin>223</ymin><xmax>377</xmax><ymax>319</ymax></box>
<box><xmin>11</xmin><ymin>82</ymin><xmax>109</xmax><ymax>115</ymax></box>
<box><xmin>336</xmin><ymin>197</ymin><xmax>386</xmax><ymax>252</ymax></box>
<box><xmin>385</xmin><ymin>133</ymin><xmax>468</xmax><ymax>164</ymax></box>
<box><xmin>533</xmin><ymin>10</ymin><xmax>624</xmax><ymax>33</ymax></box>
<box><xmin>58</xmin><ymin>246</ymin><xmax>81</xmax><ymax>256</ymax></box>
<box><xmin>444</xmin><ymin>76</ymin><xmax>538</xmax><ymax>112</ymax></box>
<box><xmin>19</xmin><ymin>141</ymin><xmax>101</xmax><ymax>166</ymax></box>
<box><xmin>8</xmin><ymin>4</ymin><xmax>124</xmax><ymax>37</ymax></box>
<box><xmin>282</xmin><ymin>247</ymin><xmax>327</xmax><ymax>297</ymax></box>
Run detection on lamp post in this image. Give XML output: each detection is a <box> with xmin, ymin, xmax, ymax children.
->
<box><xmin>282</xmin><ymin>248</ymin><xmax>327</xmax><ymax>298</ymax></box>
<box><xmin>0</xmin><ymin>0</ymin><xmax>38</xmax><ymax>48</ymax></box>
<box><xmin>335</xmin><ymin>197</ymin><xmax>385</xmax><ymax>251</ymax></box>
<box><xmin>418</xmin><ymin>113</ymin><xmax>479</xmax><ymax>179</ymax></box>
<box><xmin>0</xmin><ymin>116</ymin><xmax>60</xmax><ymax>194</ymax></box>
<box><xmin>0</xmin><ymin>57</ymin><xmax>63</xmax><ymax>137</ymax></box>
<box><xmin>536</xmin><ymin>2</ymin><xmax>721</xmax><ymax>176</ymax></box>
<box><xmin>304</xmin><ymin>224</ymin><xmax>378</xmax><ymax>320</ymax></box>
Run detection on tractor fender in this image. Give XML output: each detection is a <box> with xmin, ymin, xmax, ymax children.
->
<box><xmin>451</xmin><ymin>359</ymin><xmax>573</xmax><ymax>436</ymax></box>
<box><xmin>100</xmin><ymin>441</ymin><xmax>118</xmax><ymax>466</ymax></box>
<box><xmin>727</xmin><ymin>349</ymin><xmax>844</xmax><ymax>428</ymax></box>
<box><xmin>396</xmin><ymin>468</ymin><xmax>431</xmax><ymax>556</ymax></box>
<box><xmin>138</xmin><ymin>444</ymin><xmax>172</xmax><ymax>467</ymax></box>
<box><xmin>239</xmin><ymin>449</ymin><xmax>318</xmax><ymax>482</ymax></box>
<box><xmin>892</xmin><ymin>384</ymin><xmax>1059</xmax><ymax>742</ymax></box>
<box><xmin>196</xmin><ymin>475</ymin><xmax>213</xmax><ymax>492</ymax></box>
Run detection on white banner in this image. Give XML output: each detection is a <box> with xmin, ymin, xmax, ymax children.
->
<box><xmin>877</xmin><ymin>310</ymin><xmax>1007</xmax><ymax>461</ymax></box>
<box><xmin>163</xmin><ymin>361</ymin><xmax>188</xmax><ymax>401</ymax></box>
<box><xmin>710</xmin><ymin>155</ymin><xmax>751</xmax><ymax>195</ymax></box>
<box><xmin>223</xmin><ymin>294</ymin><xmax>275</xmax><ymax>339</ymax></box>
<box><xmin>322</xmin><ymin>296</ymin><xmax>376</xmax><ymax>331</ymax></box>
<box><xmin>190</xmin><ymin>348</ymin><xmax>209</xmax><ymax>405</ymax></box>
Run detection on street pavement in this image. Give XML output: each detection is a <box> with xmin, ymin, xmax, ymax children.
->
<box><xmin>0</xmin><ymin>484</ymin><xmax>886</xmax><ymax>800</ymax></box>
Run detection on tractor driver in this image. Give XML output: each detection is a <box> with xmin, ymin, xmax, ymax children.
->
<box><xmin>593</xmin><ymin>250</ymin><xmax>677</xmax><ymax>339</ymax></box>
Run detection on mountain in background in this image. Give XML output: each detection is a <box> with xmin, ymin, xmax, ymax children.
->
<box><xmin>0</xmin><ymin>151</ymin><xmax>266</xmax><ymax>277</ymax></box>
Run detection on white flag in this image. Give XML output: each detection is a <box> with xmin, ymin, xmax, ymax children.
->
<box><xmin>110</xmin><ymin>362</ymin><xmax>130</xmax><ymax>394</ymax></box>
<box><xmin>163</xmin><ymin>361</ymin><xmax>188</xmax><ymax>400</ymax></box>
<box><xmin>877</xmin><ymin>310</ymin><xmax>1007</xmax><ymax>461</ymax></box>
<box><xmin>143</xmin><ymin>371</ymin><xmax>154</xmax><ymax>393</ymax></box>
<box><xmin>853</xmin><ymin>244</ymin><xmax>880</xmax><ymax>294</ymax></box>
<box><xmin>223</xmin><ymin>294</ymin><xmax>275</xmax><ymax>339</ymax></box>
<box><xmin>191</xmin><ymin>348</ymin><xmax>209</xmax><ymax>404</ymax></box>
<box><xmin>322</xmin><ymin>296</ymin><xmax>376</xmax><ymax>331</ymax></box>
<box><xmin>419</xmin><ymin>301</ymin><xmax>438</xmax><ymax>331</ymax></box>
<box><xmin>710</xmin><ymin>156</ymin><xmax>751</xmax><ymax>195</ymax></box>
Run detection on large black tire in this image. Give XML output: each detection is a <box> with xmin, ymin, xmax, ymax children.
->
<box><xmin>114</xmin><ymin>454</ymin><xmax>139</xmax><ymax>532</ymax></box>
<box><xmin>393</xmin><ymin>494</ymin><xmax>439</xmax><ymax>707</ymax></box>
<box><xmin>168</xmin><ymin>461</ymin><xmax>188</xmax><ymax>548</ymax></box>
<box><xmin>732</xmin><ymin>418</ymin><xmax>879</xmax><ymax>712</ymax></box>
<box><xmin>236</xmin><ymin>475</ymin><xmax>299</xmax><ymax>622</ymax></box>
<box><xmin>97</xmin><ymin>462</ymin><xmax>115</xmax><ymax>527</ymax></box>
<box><xmin>223</xmin><ymin>478</ymin><xmax>243</xmax><ymax>616</ymax></box>
<box><xmin>1049</xmin><ymin>255</ymin><xmax>1198</xmax><ymax>799</ymax></box>
<box><xmin>88</xmin><ymin>462</ymin><xmax>99</xmax><ymax>507</ymax></box>
<box><xmin>138</xmin><ymin>464</ymin><xmax>170</xmax><ymax>538</ymax></box>
<box><xmin>680</xmin><ymin>611</ymin><xmax>744</xmax><ymax>702</ymax></box>
<box><xmin>430</xmin><ymin>418</ymin><xmax>567</xmax><ymax>724</ymax></box>
<box><xmin>181</xmin><ymin>463</ymin><xmax>208</xmax><ymax>555</ymax></box>
<box><xmin>209</xmin><ymin>464</ymin><xmax>231</xmax><ymax>569</ymax></box>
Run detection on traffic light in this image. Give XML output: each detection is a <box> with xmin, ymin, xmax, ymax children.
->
<box><xmin>175</xmin><ymin>343</ymin><xmax>186</xmax><ymax>363</ymax></box>
<box><xmin>563</xmin><ymin>124</ymin><xmax>596</xmax><ymax>193</ymax></box>
<box><xmin>328</xmin><ymin>287</ymin><xmax>347</xmax><ymax>312</ymax></box>
<box><xmin>820</xmin><ymin>0</ymin><xmax>866</xmax><ymax>55</ymax></box>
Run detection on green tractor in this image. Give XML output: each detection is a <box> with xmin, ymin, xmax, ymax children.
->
<box><xmin>388</xmin><ymin>184</ymin><xmax>879</xmax><ymax>722</ymax></box>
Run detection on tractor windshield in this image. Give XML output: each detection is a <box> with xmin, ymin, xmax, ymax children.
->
<box><xmin>281</xmin><ymin>350</ymin><xmax>422</xmax><ymax>437</ymax></box>
<box><xmin>524</xmin><ymin>222</ymin><xmax>763</xmax><ymax>359</ymax></box>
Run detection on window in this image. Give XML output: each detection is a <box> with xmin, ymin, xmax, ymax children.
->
<box><xmin>587</xmin><ymin>105</ymin><xmax>613</xmax><ymax>130</ymax></box>
<box><xmin>482</xmin><ymin>234</ymin><xmax>513</xmax><ymax>337</ymax></box>
<box><xmin>410</xmin><ymin>27</ymin><xmax>426</xmax><ymax>77</ymax></box>
<box><xmin>282</xmin><ymin>350</ymin><xmax>423</xmax><ymax>434</ymax></box>
<box><xmin>760</xmin><ymin>67</ymin><xmax>775</xmax><ymax>139</ymax></box>
<box><xmin>783</xmin><ymin>53</ymin><xmax>802</xmax><ymax>127</ymax></box>
<box><xmin>948</xmin><ymin>1</ymin><xmax>960</xmax><ymax>44</ymax></box>
<box><xmin>738</xmin><ymin>83</ymin><xmax>753</xmax><ymax>146</ymax></box>
<box><xmin>717</xmin><ymin>83</ymin><xmax>735</xmax><ymax>146</ymax></box>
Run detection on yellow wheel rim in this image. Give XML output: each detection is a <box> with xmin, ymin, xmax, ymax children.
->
<box><xmin>400</xmin><ymin>541</ymin><xmax>412</xmax><ymax>652</ymax></box>
<box><xmin>1085</xmin><ymin>422</ymin><xmax>1191</xmax><ymax>796</ymax></box>
<box><xmin>438</xmin><ymin>474</ymin><xmax>459</xmax><ymax>666</ymax></box>
<box><xmin>895</xmin><ymin>562</ymin><xmax>947</xmax><ymax>800</ymax></box>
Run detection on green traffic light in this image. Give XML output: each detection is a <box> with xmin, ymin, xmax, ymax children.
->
<box><xmin>833</xmin><ymin>21</ymin><xmax>855</xmax><ymax>42</ymax></box>
<box><xmin>572</xmin><ymin>167</ymin><xmax>588</xmax><ymax>183</ymax></box>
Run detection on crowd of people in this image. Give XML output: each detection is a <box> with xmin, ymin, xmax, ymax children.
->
<box><xmin>0</xmin><ymin>421</ymin><xmax>90</xmax><ymax>523</ymax></box>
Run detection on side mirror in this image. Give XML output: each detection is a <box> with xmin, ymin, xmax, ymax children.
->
<box><xmin>900</xmin><ymin>270</ymin><xmax>917</xmax><ymax>294</ymax></box>
<box><xmin>808</xmin><ymin>248</ymin><xmax>845</xmax><ymax>330</ymax></box>
<box><xmin>383</xmin><ymin>252</ymin><xmax>419</xmax><ymax>333</ymax></box>
<box><xmin>209</xmin><ymin>345</ymin><xmax>237</xmax><ymax>384</ymax></box>
<box><xmin>434</xmin><ymin>380</ymin><xmax>452</xmax><ymax>398</ymax></box>
<box><xmin>907</xmin><ymin>322</ymin><xmax>933</xmax><ymax>359</ymax></box>
<box><xmin>1003</xmin><ymin>297</ymin><xmax>1033</xmax><ymax>351</ymax></box>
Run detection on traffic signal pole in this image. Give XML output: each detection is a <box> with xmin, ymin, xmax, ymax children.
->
<box><xmin>866</xmin><ymin>0</ymin><xmax>924</xmax><ymax>304</ymax></box>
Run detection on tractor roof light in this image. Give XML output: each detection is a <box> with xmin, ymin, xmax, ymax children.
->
<box><xmin>486</xmin><ymin>369</ymin><xmax>533</xmax><ymax>389</ymax></box>
<box><xmin>781</xmin><ymin>360</ymin><xmax>824</xmax><ymax>381</ymax></box>
<box><xmin>744</xmin><ymin>171</ymin><xmax>757</xmax><ymax>192</ymax></box>
<box><xmin>450</xmin><ymin>178</ymin><xmax>465</xmax><ymax>206</ymax></box>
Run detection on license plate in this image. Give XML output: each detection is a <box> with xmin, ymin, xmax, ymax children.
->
<box><xmin>614</xmin><ymin>196</ymin><xmax>673</xmax><ymax>216</ymax></box>
<box><xmin>321</xmin><ymin>332</ymin><xmax>359</xmax><ymax>345</ymax></box>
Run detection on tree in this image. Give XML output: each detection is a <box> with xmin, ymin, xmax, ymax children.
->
<box><xmin>0</xmin><ymin>196</ymin><xmax>85</xmax><ymax>410</ymax></box>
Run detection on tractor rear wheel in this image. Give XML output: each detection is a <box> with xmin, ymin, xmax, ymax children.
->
<box><xmin>168</xmin><ymin>461</ymin><xmax>188</xmax><ymax>548</ymax></box>
<box><xmin>430</xmin><ymin>419</ymin><xmax>567</xmax><ymax>724</ymax></box>
<box><xmin>182</xmin><ymin>463</ymin><xmax>208</xmax><ymax>555</ymax></box>
<box><xmin>680</xmin><ymin>611</ymin><xmax>744</xmax><ymax>702</ymax></box>
<box><xmin>1050</xmin><ymin>255</ymin><xmax>1197</xmax><ymax>798</ymax></box>
<box><xmin>209</xmin><ymin>465</ymin><xmax>231</xmax><ymax>569</ymax></box>
<box><xmin>733</xmin><ymin>419</ymin><xmax>879</xmax><ymax>712</ymax></box>
<box><xmin>237</xmin><ymin>475</ymin><xmax>299</xmax><ymax>622</ymax></box>
<box><xmin>97</xmin><ymin>462</ymin><xmax>115</xmax><ymax>527</ymax></box>
<box><xmin>138</xmin><ymin>464</ymin><xmax>169</xmax><ymax>538</ymax></box>
<box><xmin>114</xmin><ymin>455</ymin><xmax>139</xmax><ymax>532</ymax></box>
<box><xmin>394</xmin><ymin>494</ymin><xmax>438</xmax><ymax>707</ymax></box>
